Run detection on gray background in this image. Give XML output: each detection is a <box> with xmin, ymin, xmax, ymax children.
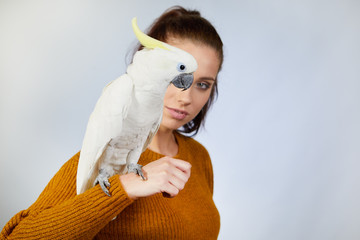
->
<box><xmin>1</xmin><ymin>0</ymin><xmax>360</xmax><ymax>239</ymax></box>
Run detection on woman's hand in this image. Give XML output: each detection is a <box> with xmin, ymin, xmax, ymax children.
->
<box><xmin>119</xmin><ymin>157</ymin><xmax>191</xmax><ymax>200</ymax></box>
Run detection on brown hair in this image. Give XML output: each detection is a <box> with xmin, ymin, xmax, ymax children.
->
<box><xmin>131</xmin><ymin>6</ymin><xmax>223</xmax><ymax>136</ymax></box>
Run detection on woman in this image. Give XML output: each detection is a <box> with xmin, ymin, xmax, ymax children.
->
<box><xmin>1</xmin><ymin>6</ymin><xmax>224</xmax><ymax>239</ymax></box>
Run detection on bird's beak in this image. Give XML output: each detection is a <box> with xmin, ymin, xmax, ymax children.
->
<box><xmin>171</xmin><ymin>73</ymin><xmax>194</xmax><ymax>91</ymax></box>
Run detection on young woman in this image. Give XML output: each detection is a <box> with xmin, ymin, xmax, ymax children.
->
<box><xmin>1</xmin><ymin>6</ymin><xmax>224</xmax><ymax>239</ymax></box>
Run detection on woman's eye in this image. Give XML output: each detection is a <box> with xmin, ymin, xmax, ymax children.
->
<box><xmin>196</xmin><ymin>82</ymin><xmax>210</xmax><ymax>89</ymax></box>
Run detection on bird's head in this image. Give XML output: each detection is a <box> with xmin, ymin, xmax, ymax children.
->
<box><xmin>130</xmin><ymin>18</ymin><xmax>197</xmax><ymax>91</ymax></box>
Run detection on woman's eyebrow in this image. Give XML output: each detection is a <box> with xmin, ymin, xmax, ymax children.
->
<box><xmin>197</xmin><ymin>77</ymin><xmax>216</xmax><ymax>81</ymax></box>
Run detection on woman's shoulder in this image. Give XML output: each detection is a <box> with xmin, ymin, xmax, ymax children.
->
<box><xmin>47</xmin><ymin>152</ymin><xmax>80</xmax><ymax>186</ymax></box>
<box><xmin>61</xmin><ymin>152</ymin><xmax>80</xmax><ymax>171</ymax></box>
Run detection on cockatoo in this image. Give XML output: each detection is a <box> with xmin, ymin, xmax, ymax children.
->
<box><xmin>76</xmin><ymin>18</ymin><xmax>197</xmax><ymax>196</ymax></box>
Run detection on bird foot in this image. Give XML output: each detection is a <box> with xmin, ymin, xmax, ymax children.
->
<box><xmin>128</xmin><ymin>163</ymin><xmax>146</xmax><ymax>180</ymax></box>
<box><xmin>94</xmin><ymin>169</ymin><xmax>111</xmax><ymax>197</ymax></box>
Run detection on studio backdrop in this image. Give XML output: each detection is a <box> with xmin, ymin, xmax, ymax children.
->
<box><xmin>1</xmin><ymin>0</ymin><xmax>360</xmax><ymax>239</ymax></box>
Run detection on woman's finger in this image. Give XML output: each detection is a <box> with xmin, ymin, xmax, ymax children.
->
<box><xmin>167</xmin><ymin>158</ymin><xmax>192</xmax><ymax>172</ymax></box>
<box><xmin>161</xmin><ymin>181</ymin><xmax>180</xmax><ymax>198</ymax></box>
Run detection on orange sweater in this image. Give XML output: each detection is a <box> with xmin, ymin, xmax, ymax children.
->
<box><xmin>1</xmin><ymin>133</ymin><xmax>220</xmax><ymax>239</ymax></box>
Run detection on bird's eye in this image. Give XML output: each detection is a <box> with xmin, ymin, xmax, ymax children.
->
<box><xmin>177</xmin><ymin>63</ymin><xmax>186</xmax><ymax>72</ymax></box>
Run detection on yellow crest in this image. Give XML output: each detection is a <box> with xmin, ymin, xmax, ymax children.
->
<box><xmin>132</xmin><ymin>17</ymin><xmax>170</xmax><ymax>51</ymax></box>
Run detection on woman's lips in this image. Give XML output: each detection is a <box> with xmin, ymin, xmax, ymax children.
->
<box><xmin>166</xmin><ymin>107</ymin><xmax>189</xmax><ymax>120</ymax></box>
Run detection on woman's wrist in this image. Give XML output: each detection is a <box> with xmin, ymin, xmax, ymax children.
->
<box><xmin>119</xmin><ymin>173</ymin><xmax>140</xmax><ymax>200</ymax></box>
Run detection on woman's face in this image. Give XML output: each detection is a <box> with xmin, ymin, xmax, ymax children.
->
<box><xmin>160</xmin><ymin>38</ymin><xmax>220</xmax><ymax>132</ymax></box>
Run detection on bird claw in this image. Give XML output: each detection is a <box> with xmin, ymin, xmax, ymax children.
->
<box><xmin>128</xmin><ymin>163</ymin><xmax>147</xmax><ymax>180</ymax></box>
<box><xmin>94</xmin><ymin>169</ymin><xmax>111</xmax><ymax>197</ymax></box>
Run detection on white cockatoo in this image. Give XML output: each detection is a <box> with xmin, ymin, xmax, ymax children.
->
<box><xmin>76</xmin><ymin>18</ymin><xmax>197</xmax><ymax>196</ymax></box>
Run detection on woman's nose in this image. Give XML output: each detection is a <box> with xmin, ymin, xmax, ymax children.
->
<box><xmin>177</xmin><ymin>87</ymin><xmax>192</xmax><ymax>106</ymax></box>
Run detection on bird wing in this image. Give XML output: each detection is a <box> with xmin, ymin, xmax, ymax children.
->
<box><xmin>142</xmin><ymin>112</ymin><xmax>163</xmax><ymax>152</ymax></box>
<box><xmin>76</xmin><ymin>75</ymin><xmax>133</xmax><ymax>194</ymax></box>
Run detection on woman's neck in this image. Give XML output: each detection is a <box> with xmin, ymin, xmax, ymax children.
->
<box><xmin>148</xmin><ymin>127</ymin><xmax>178</xmax><ymax>157</ymax></box>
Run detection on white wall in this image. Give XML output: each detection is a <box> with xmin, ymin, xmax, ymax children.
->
<box><xmin>1</xmin><ymin>0</ymin><xmax>360</xmax><ymax>239</ymax></box>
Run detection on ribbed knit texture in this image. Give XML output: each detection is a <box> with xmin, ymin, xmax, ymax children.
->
<box><xmin>1</xmin><ymin>133</ymin><xmax>220</xmax><ymax>239</ymax></box>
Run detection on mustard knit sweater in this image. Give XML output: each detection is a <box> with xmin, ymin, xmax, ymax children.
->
<box><xmin>1</xmin><ymin>133</ymin><xmax>220</xmax><ymax>239</ymax></box>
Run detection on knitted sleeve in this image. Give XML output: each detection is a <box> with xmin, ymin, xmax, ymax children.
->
<box><xmin>1</xmin><ymin>152</ymin><xmax>134</xmax><ymax>240</ymax></box>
